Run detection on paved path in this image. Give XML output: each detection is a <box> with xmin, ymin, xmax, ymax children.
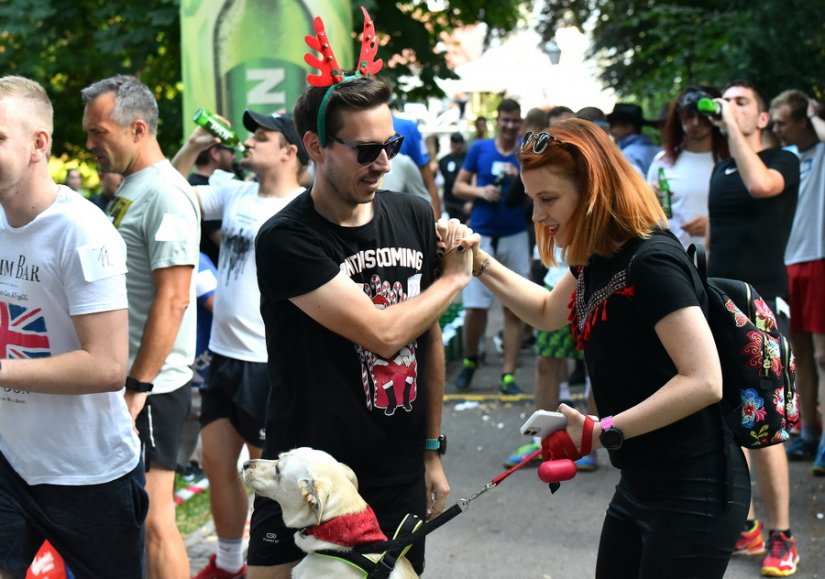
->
<box><xmin>186</xmin><ymin>305</ymin><xmax>825</xmax><ymax>577</ymax></box>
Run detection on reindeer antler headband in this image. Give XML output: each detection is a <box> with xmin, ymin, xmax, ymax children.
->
<box><xmin>304</xmin><ymin>6</ymin><xmax>383</xmax><ymax>146</ymax></box>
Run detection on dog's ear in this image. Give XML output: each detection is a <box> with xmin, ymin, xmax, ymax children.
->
<box><xmin>341</xmin><ymin>463</ymin><xmax>359</xmax><ymax>491</ymax></box>
<box><xmin>300</xmin><ymin>478</ymin><xmax>328</xmax><ymax>526</ymax></box>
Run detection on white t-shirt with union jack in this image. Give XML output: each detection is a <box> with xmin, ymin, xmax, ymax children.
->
<box><xmin>0</xmin><ymin>186</ymin><xmax>139</xmax><ymax>485</ymax></box>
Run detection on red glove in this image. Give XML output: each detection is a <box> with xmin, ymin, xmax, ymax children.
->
<box><xmin>541</xmin><ymin>429</ymin><xmax>579</xmax><ymax>461</ymax></box>
<box><xmin>540</xmin><ymin>415</ymin><xmax>595</xmax><ymax>461</ymax></box>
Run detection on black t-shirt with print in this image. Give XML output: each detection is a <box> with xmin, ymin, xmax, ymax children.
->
<box><xmin>573</xmin><ymin>230</ymin><xmax>725</xmax><ymax>470</ymax></box>
<box><xmin>708</xmin><ymin>148</ymin><xmax>799</xmax><ymax>299</ymax></box>
<box><xmin>255</xmin><ymin>189</ymin><xmax>437</xmax><ymax>486</ymax></box>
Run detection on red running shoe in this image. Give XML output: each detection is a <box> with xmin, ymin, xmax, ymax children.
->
<box><xmin>733</xmin><ymin>520</ymin><xmax>766</xmax><ymax>556</ymax></box>
<box><xmin>192</xmin><ymin>554</ymin><xmax>247</xmax><ymax>579</ymax></box>
<box><xmin>762</xmin><ymin>531</ymin><xmax>799</xmax><ymax>577</ymax></box>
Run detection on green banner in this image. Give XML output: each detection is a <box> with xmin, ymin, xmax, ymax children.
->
<box><xmin>180</xmin><ymin>0</ymin><xmax>352</xmax><ymax>140</ymax></box>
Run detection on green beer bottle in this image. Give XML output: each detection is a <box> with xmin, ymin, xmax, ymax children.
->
<box><xmin>193</xmin><ymin>108</ymin><xmax>246</xmax><ymax>153</ymax></box>
<box><xmin>697</xmin><ymin>98</ymin><xmax>722</xmax><ymax>120</ymax></box>
<box><xmin>213</xmin><ymin>0</ymin><xmax>351</xmax><ymax>132</ymax></box>
<box><xmin>657</xmin><ymin>167</ymin><xmax>673</xmax><ymax>219</ymax></box>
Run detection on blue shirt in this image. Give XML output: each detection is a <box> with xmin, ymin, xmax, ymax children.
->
<box><xmin>618</xmin><ymin>133</ymin><xmax>659</xmax><ymax>176</ymax></box>
<box><xmin>194</xmin><ymin>252</ymin><xmax>217</xmax><ymax>386</ymax></box>
<box><xmin>462</xmin><ymin>139</ymin><xmax>526</xmax><ymax>236</ymax></box>
<box><xmin>392</xmin><ymin>115</ymin><xmax>429</xmax><ymax>168</ymax></box>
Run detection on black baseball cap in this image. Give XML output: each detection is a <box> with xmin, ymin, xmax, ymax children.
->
<box><xmin>677</xmin><ymin>88</ymin><xmax>714</xmax><ymax>112</ymax></box>
<box><xmin>242</xmin><ymin>110</ymin><xmax>309</xmax><ymax>165</ymax></box>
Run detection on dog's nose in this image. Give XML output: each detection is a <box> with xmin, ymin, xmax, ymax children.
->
<box><xmin>242</xmin><ymin>460</ymin><xmax>254</xmax><ymax>471</ymax></box>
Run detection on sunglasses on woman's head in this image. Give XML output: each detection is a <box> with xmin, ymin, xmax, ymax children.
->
<box><xmin>521</xmin><ymin>131</ymin><xmax>567</xmax><ymax>155</ymax></box>
<box><xmin>328</xmin><ymin>134</ymin><xmax>405</xmax><ymax>165</ymax></box>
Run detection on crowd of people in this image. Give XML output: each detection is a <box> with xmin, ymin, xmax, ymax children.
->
<box><xmin>0</xmin><ymin>18</ymin><xmax>823</xmax><ymax>579</ymax></box>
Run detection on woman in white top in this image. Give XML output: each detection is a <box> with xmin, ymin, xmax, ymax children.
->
<box><xmin>647</xmin><ymin>86</ymin><xmax>729</xmax><ymax>248</ymax></box>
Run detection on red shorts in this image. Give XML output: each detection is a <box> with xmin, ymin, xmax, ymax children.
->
<box><xmin>787</xmin><ymin>259</ymin><xmax>825</xmax><ymax>334</ymax></box>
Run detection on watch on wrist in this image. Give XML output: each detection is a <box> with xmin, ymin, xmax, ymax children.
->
<box><xmin>424</xmin><ymin>434</ymin><xmax>447</xmax><ymax>455</ymax></box>
<box><xmin>598</xmin><ymin>416</ymin><xmax>624</xmax><ymax>450</ymax></box>
<box><xmin>124</xmin><ymin>376</ymin><xmax>154</xmax><ymax>393</ymax></box>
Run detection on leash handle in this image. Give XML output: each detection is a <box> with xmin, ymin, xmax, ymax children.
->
<box><xmin>422</xmin><ymin>502</ymin><xmax>464</xmax><ymax>537</ymax></box>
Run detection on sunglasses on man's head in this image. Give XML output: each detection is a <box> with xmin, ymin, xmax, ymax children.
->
<box><xmin>521</xmin><ymin>131</ymin><xmax>567</xmax><ymax>155</ymax></box>
<box><xmin>328</xmin><ymin>134</ymin><xmax>404</xmax><ymax>165</ymax></box>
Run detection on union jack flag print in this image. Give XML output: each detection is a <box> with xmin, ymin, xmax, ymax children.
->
<box><xmin>0</xmin><ymin>301</ymin><xmax>50</xmax><ymax>358</ymax></box>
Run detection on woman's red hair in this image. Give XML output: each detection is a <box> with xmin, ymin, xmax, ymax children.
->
<box><xmin>519</xmin><ymin>119</ymin><xmax>666</xmax><ymax>266</ymax></box>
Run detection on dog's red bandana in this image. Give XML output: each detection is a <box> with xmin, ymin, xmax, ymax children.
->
<box><xmin>303</xmin><ymin>505</ymin><xmax>388</xmax><ymax>546</ymax></box>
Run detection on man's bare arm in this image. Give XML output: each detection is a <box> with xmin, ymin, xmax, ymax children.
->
<box><xmin>0</xmin><ymin>309</ymin><xmax>128</xmax><ymax>394</ymax></box>
<box><xmin>130</xmin><ymin>265</ymin><xmax>193</xmax><ymax>383</ymax></box>
<box><xmin>453</xmin><ymin>168</ymin><xmax>499</xmax><ymax>203</ymax></box>
<box><xmin>292</xmin><ymin>268</ymin><xmax>469</xmax><ymax>359</ymax></box>
<box><xmin>171</xmin><ymin>126</ymin><xmax>220</xmax><ymax>177</ymax></box>
<box><xmin>423</xmin><ymin>321</ymin><xmax>449</xmax><ymax>519</ymax></box>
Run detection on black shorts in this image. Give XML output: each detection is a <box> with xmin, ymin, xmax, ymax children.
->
<box><xmin>135</xmin><ymin>384</ymin><xmax>191</xmax><ymax>471</ymax></box>
<box><xmin>200</xmin><ymin>353</ymin><xmax>268</xmax><ymax>446</ymax></box>
<box><xmin>0</xmin><ymin>454</ymin><xmax>147</xmax><ymax>578</ymax></box>
<box><xmin>247</xmin><ymin>476</ymin><xmax>427</xmax><ymax>574</ymax></box>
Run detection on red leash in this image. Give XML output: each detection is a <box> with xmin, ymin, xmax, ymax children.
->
<box><xmin>491</xmin><ymin>448</ymin><xmax>543</xmax><ymax>485</ymax></box>
<box><xmin>423</xmin><ymin>449</ymin><xmax>576</xmax><ymax>538</ymax></box>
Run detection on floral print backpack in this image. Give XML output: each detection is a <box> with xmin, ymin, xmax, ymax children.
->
<box><xmin>688</xmin><ymin>243</ymin><xmax>799</xmax><ymax>449</ymax></box>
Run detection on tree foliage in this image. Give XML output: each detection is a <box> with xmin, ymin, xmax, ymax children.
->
<box><xmin>0</xmin><ymin>0</ymin><xmax>524</xmax><ymax>158</ymax></box>
<box><xmin>536</xmin><ymin>0</ymin><xmax>825</xmax><ymax>111</ymax></box>
<box><xmin>364</xmin><ymin>0</ymin><xmax>524</xmax><ymax>103</ymax></box>
<box><xmin>0</xmin><ymin>0</ymin><xmax>181</xmax><ymax>159</ymax></box>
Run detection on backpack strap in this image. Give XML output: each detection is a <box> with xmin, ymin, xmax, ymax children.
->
<box><xmin>686</xmin><ymin>243</ymin><xmax>708</xmax><ymax>285</ymax></box>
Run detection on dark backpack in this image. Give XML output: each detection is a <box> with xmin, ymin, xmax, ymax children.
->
<box><xmin>687</xmin><ymin>243</ymin><xmax>799</xmax><ymax>449</ymax></box>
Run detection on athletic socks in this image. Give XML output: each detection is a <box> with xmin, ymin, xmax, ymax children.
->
<box><xmin>216</xmin><ymin>538</ymin><xmax>245</xmax><ymax>574</ymax></box>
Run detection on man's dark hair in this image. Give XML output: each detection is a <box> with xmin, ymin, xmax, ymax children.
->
<box><xmin>524</xmin><ymin>108</ymin><xmax>550</xmax><ymax>132</ymax></box>
<box><xmin>293</xmin><ymin>74</ymin><xmax>393</xmax><ymax>145</ymax></box>
<box><xmin>195</xmin><ymin>144</ymin><xmax>218</xmax><ymax>167</ymax></box>
<box><xmin>723</xmin><ymin>79</ymin><xmax>767</xmax><ymax>112</ymax></box>
<box><xmin>576</xmin><ymin>106</ymin><xmax>606</xmax><ymax>123</ymax></box>
<box><xmin>548</xmin><ymin>105</ymin><xmax>574</xmax><ymax>120</ymax></box>
<box><xmin>497</xmin><ymin>98</ymin><xmax>521</xmax><ymax>116</ymax></box>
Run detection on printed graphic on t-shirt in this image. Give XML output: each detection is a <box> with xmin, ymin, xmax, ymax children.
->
<box><xmin>339</xmin><ymin>247</ymin><xmax>424</xmax><ymax>277</ymax></box>
<box><xmin>220</xmin><ymin>227</ymin><xmax>253</xmax><ymax>282</ymax></box>
<box><xmin>107</xmin><ymin>196</ymin><xmax>133</xmax><ymax>229</ymax></box>
<box><xmin>0</xmin><ymin>254</ymin><xmax>41</xmax><ymax>283</ymax></box>
<box><xmin>0</xmin><ymin>301</ymin><xmax>50</xmax><ymax>361</ymax></box>
<box><xmin>354</xmin><ymin>273</ymin><xmax>418</xmax><ymax>416</ymax></box>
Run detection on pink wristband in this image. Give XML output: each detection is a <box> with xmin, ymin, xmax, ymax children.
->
<box><xmin>600</xmin><ymin>416</ymin><xmax>613</xmax><ymax>431</ymax></box>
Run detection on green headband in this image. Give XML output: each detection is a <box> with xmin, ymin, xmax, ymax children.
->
<box><xmin>317</xmin><ymin>74</ymin><xmax>359</xmax><ymax>147</ymax></box>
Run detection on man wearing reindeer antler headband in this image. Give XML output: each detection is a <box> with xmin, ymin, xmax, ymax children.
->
<box><xmin>249</xmin><ymin>8</ymin><xmax>477</xmax><ymax>577</ymax></box>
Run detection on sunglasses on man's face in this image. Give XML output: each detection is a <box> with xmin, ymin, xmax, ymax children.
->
<box><xmin>328</xmin><ymin>134</ymin><xmax>405</xmax><ymax>165</ymax></box>
<box><xmin>521</xmin><ymin>131</ymin><xmax>567</xmax><ymax>155</ymax></box>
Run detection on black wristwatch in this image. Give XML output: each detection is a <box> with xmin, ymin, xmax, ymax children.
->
<box><xmin>425</xmin><ymin>434</ymin><xmax>447</xmax><ymax>455</ymax></box>
<box><xmin>598</xmin><ymin>416</ymin><xmax>624</xmax><ymax>450</ymax></box>
<box><xmin>125</xmin><ymin>376</ymin><xmax>154</xmax><ymax>393</ymax></box>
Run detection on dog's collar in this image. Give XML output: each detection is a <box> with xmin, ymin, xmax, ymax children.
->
<box><xmin>302</xmin><ymin>505</ymin><xmax>388</xmax><ymax>547</ymax></box>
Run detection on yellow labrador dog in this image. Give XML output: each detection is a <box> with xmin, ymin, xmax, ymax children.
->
<box><xmin>243</xmin><ymin>447</ymin><xmax>419</xmax><ymax>579</ymax></box>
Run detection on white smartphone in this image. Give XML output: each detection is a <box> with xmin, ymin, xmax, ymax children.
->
<box><xmin>520</xmin><ymin>410</ymin><xmax>567</xmax><ymax>437</ymax></box>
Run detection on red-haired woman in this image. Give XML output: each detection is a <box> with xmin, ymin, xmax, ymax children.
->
<box><xmin>452</xmin><ymin>118</ymin><xmax>749</xmax><ymax>577</ymax></box>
